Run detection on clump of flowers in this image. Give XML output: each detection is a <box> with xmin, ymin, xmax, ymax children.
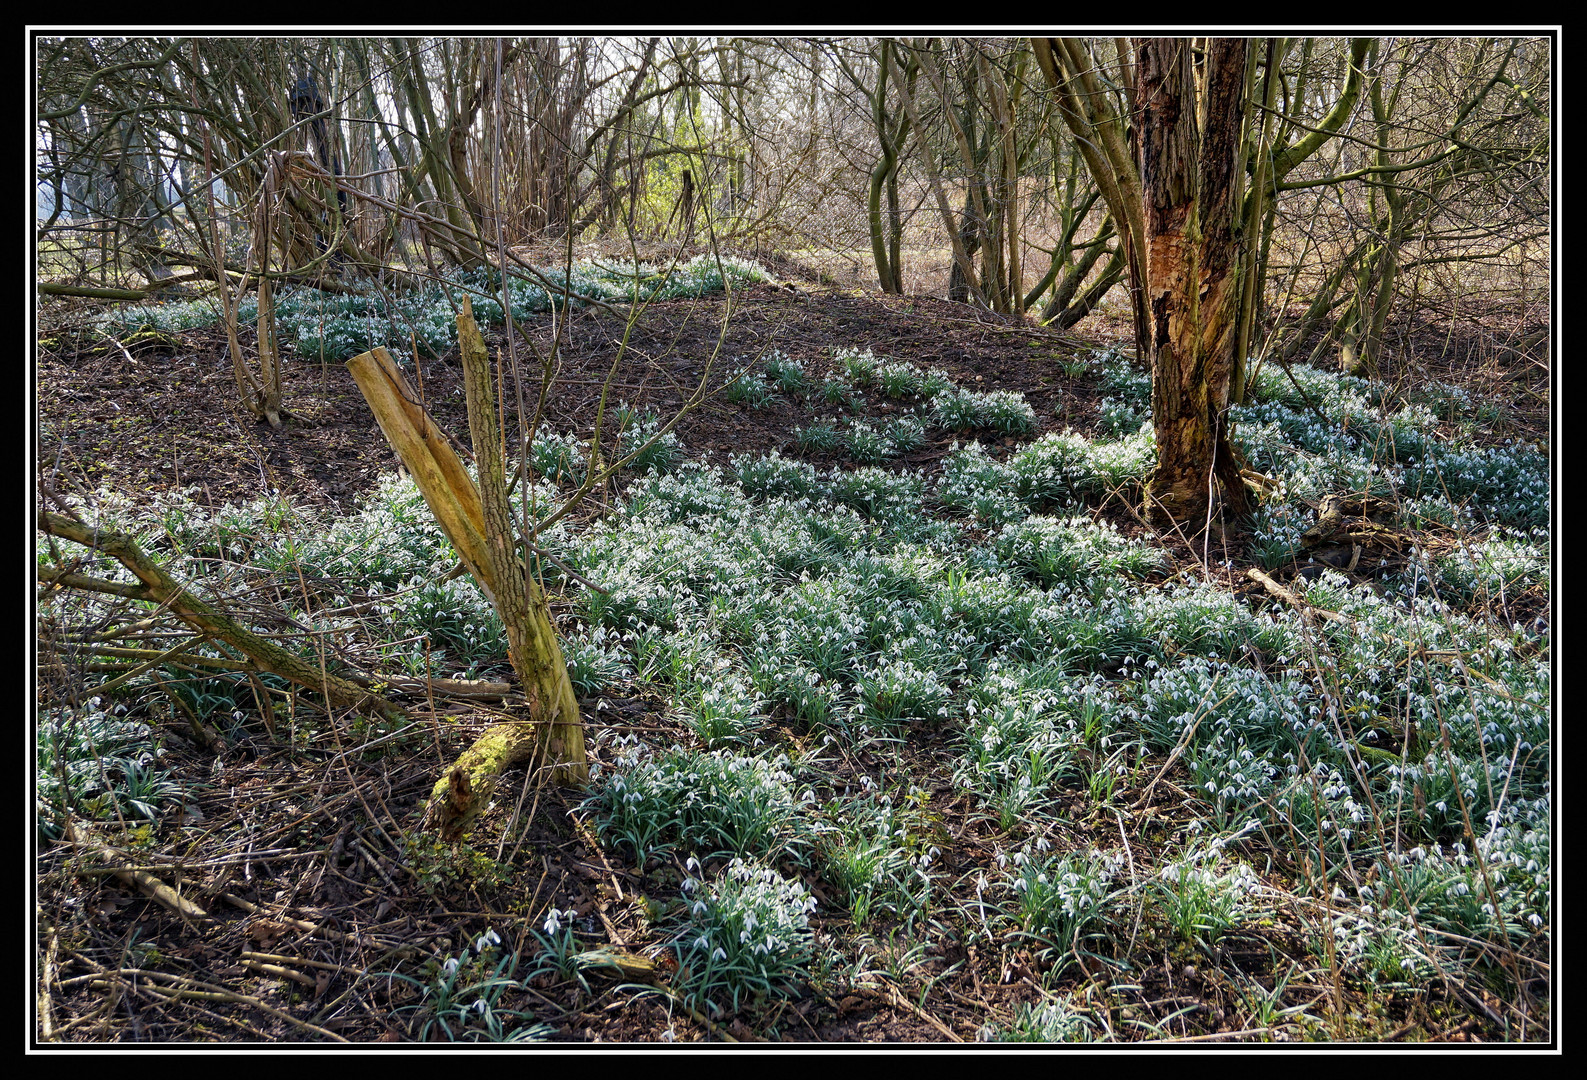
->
<box><xmin>674</xmin><ymin>857</ymin><xmax>817</xmax><ymax>1015</ymax></box>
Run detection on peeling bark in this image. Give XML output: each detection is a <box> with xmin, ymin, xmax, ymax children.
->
<box><xmin>1137</xmin><ymin>38</ymin><xmax>1252</xmax><ymax>531</ymax></box>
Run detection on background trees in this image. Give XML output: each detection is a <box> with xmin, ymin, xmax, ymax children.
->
<box><xmin>1029</xmin><ymin>35</ymin><xmax>1546</xmax><ymax>531</ymax></box>
<box><xmin>37</xmin><ymin>34</ymin><xmax>1549</xmax><ymax>530</ymax></box>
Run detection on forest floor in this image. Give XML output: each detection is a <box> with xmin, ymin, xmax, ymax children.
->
<box><xmin>34</xmin><ymin>257</ymin><xmax>1552</xmax><ymax>1046</ymax></box>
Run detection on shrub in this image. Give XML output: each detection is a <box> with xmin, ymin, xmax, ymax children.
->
<box><xmin>994</xmin><ymin>515</ymin><xmax>1163</xmax><ymax>590</ymax></box>
<box><xmin>834</xmin><ymin>346</ymin><xmax>881</xmax><ymax>385</ymax></box>
<box><xmin>725</xmin><ymin>370</ymin><xmax>776</xmax><ymax>408</ymax></box>
<box><xmin>824</xmin><ymin>466</ymin><xmax>923</xmax><ymax>523</ymax></box>
<box><xmin>844</xmin><ymin>421</ymin><xmax>892</xmax><ymax>465</ymax></box>
<box><xmin>561</xmin><ymin>625</ymin><xmax>631</xmax><ymax>696</ymax></box>
<box><xmin>931</xmin><ymin>388</ymin><xmax>1036</xmax><ymax>436</ymax></box>
<box><xmin>875</xmin><ymin>361</ymin><xmax>925</xmax><ymax>399</ymax></box>
<box><xmin>936</xmin><ymin>442</ymin><xmax>1023</xmax><ymax>525</ymax></box>
<box><xmin>793</xmin><ymin>421</ymin><xmax>842</xmax><ymax>454</ymax></box>
<box><xmin>852</xmin><ymin>655</ymin><xmax>954</xmax><ymax>726</ymax></box>
<box><xmin>617</xmin><ymin>408</ymin><xmax>681</xmax><ymax>474</ymax></box>
<box><xmin>528</xmin><ymin>430</ymin><xmax>587</xmax><ymax>487</ymax></box>
<box><xmin>733</xmin><ymin>452</ymin><xmax>818</xmax><ymax>500</ymax></box>
<box><xmin>1008</xmin><ymin>846</ymin><xmax>1125</xmax><ymax>969</ymax></box>
<box><xmin>885</xmin><ymin>414</ymin><xmax>926</xmax><ymax>455</ymax></box>
<box><xmin>37</xmin><ymin>700</ymin><xmax>181</xmax><ymax>837</ymax></box>
<box><xmin>1155</xmin><ymin>840</ymin><xmax>1264</xmax><ymax>946</ymax></box>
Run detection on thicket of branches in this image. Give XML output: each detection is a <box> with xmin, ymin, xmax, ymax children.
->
<box><xmin>37</xmin><ymin>37</ymin><xmax>1548</xmax><ymax>368</ymax></box>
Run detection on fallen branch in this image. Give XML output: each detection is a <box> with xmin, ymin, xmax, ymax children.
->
<box><xmin>60</xmin><ymin>819</ymin><xmax>208</xmax><ymax>921</ymax></box>
<box><xmin>82</xmin><ymin>968</ymin><xmax>349</xmax><ymax>1042</ymax></box>
<box><xmin>38</xmin><ymin>282</ymin><xmax>155</xmax><ymax>301</ymax></box>
<box><xmin>240</xmin><ymin>959</ymin><xmax>319</xmax><ymax>989</ymax></box>
<box><xmin>38</xmin><ymin>511</ymin><xmax>406</xmax><ymax>724</ymax></box>
<box><xmin>1245</xmin><ymin>567</ymin><xmax>1352</xmax><ymax>624</ymax></box>
<box><xmin>219</xmin><ymin>892</ymin><xmax>418</xmax><ymax>960</ymax></box>
<box><xmin>131</xmin><ymin>241</ymin><xmax>367</xmax><ymax>295</ymax></box>
<box><xmin>884</xmin><ymin>981</ymin><xmax>963</xmax><ymax>1042</ymax></box>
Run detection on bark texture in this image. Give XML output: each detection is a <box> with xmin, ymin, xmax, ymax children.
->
<box><xmin>1137</xmin><ymin>37</ymin><xmax>1252</xmax><ymax>530</ymax></box>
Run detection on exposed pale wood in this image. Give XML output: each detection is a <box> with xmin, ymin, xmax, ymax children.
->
<box><xmin>346</xmin><ymin>311</ymin><xmax>587</xmax><ymax>840</ymax></box>
<box><xmin>1245</xmin><ymin>567</ymin><xmax>1351</xmax><ymax>624</ymax></box>
<box><xmin>61</xmin><ymin>819</ymin><xmax>209</xmax><ymax>921</ymax></box>
<box><xmin>345</xmin><ymin>347</ymin><xmax>492</xmax><ymax>579</ymax></box>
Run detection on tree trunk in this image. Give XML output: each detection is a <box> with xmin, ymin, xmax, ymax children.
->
<box><xmin>345</xmin><ymin>315</ymin><xmax>587</xmax><ymax>841</ymax></box>
<box><xmin>1193</xmin><ymin>38</ymin><xmax>1249</xmax><ymax>413</ymax></box>
<box><xmin>253</xmin><ymin>277</ymin><xmax>284</xmax><ymax>428</ymax></box>
<box><xmin>1137</xmin><ymin>38</ymin><xmax>1251</xmax><ymax>531</ymax></box>
<box><xmin>866</xmin><ymin>43</ymin><xmax>904</xmax><ymax>294</ymax></box>
<box><xmin>456</xmin><ymin>298</ymin><xmax>586</xmax><ymax>786</ymax></box>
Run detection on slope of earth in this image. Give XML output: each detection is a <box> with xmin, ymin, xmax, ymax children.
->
<box><xmin>34</xmin><ymin>275</ymin><xmax>1551</xmax><ymax>1046</ymax></box>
